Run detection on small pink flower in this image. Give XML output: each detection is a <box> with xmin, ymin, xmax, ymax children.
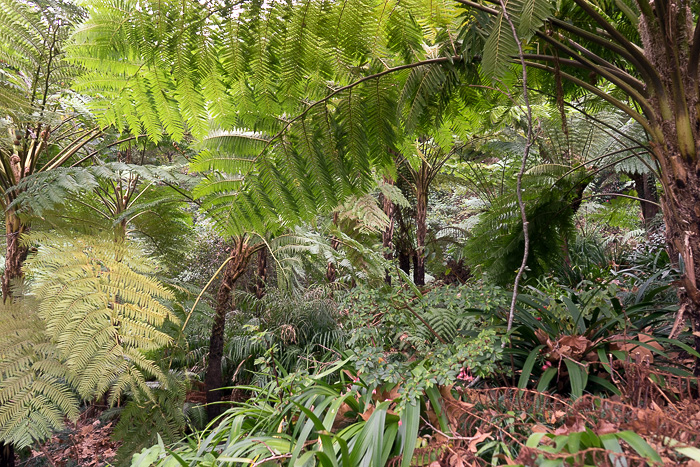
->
<box><xmin>536</xmin><ymin>317</ymin><xmax>542</xmax><ymax>321</ymax></box>
<box><xmin>372</xmin><ymin>389</ymin><xmax>377</xmax><ymax>395</ymax></box>
<box><xmin>353</xmin><ymin>377</ymin><xmax>359</xmax><ymax>383</ymax></box>
<box><xmin>398</xmin><ymin>420</ymin><xmax>403</xmax><ymax>427</ymax></box>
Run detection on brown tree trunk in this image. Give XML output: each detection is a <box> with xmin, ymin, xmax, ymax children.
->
<box><xmin>654</xmin><ymin>147</ymin><xmax>700</xmax><ymax>375</ymax></box>
<box><xmin>629</xmin><ymin>172</ymin><xmax>659</xmax><ymax>226</ymax></box>
<box><xmin>395</xmin><ymin>206</ymin><xmax>412</xmax><ymax>276</ymax></box>
<box><xmin>2</xmin><ymin>210</ymin><xmax>28</xmax><ymax>300</ymax></box>
<box><xmin>327</xmin><ymin>212</ymin><xmax>340</xmax><ymax>283</ymax></box>
<box><xmin>0</xmin><ymin>444</ymin><xmax>14</xmax><ymax>467</ymax></box>
<box><xmin>414</xmin><ymin>165</ymin><xmax>428</xmax><ymax>286</ymax></box>
<box><xmin>255</xmin><ymin>247</ymin><xmax>267</xmax><ymax>299</ymax></box>
<box><xmin>381</xmin><ymin>177</ymin><xmax>396</xmax><ymax>284</ymax></box>
<box><xmin>205</xmin><ymin>238</ymin><xmax>258</xmax><ymax>421</ymax></box>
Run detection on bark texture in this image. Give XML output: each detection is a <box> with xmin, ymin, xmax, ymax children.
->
<box><xmin>205</xmin><ymin>238</ymin><xmax>258</xmax><ymax>421</ymax></box>
<box><xmin>629</xmin><ymin>172</ymin><xmax>659</xmax><ymax>225</ymax></box>
<box><xmin>633</xmin><ymin>2</ymin><xmax>700</xmax><ymax>372</ymax></box>
<box><xmin>413</xmin><ymin>162</ymin><xmax>430</xmax><ymax>286</ymax></box>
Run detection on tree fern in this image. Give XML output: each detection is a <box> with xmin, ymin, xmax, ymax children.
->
<box><xmin>0</xmin><ymin>299</ymin><xmax>80</xmax><ymax>449</ymax></box>
<box><xmin>111</xmin><ymin>374</ymin><xmax>187</xmax><ymax>465</ymax></box>
<box><xmin>26</xmin><ymin>235</ymin><xmax>178</xmax><ymax>404</ymax></box>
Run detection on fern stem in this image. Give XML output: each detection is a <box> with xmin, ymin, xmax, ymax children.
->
<box><xmin>258</xmin><ymin>56</ymin><xmax>462</xmax><ymax>163</ymax></box>
<box><xmin>575</xmin><ymin>192</ymin><xmax>661</xmax><ymax>208</ymax></box>
<box><xmin>496</xmin><ymin>0</ymin><xmax>533</xmax><ymax>340</ymax></box>
<box><xmin>181</xmin><ymin>256</ymin><xmax>234</xmax><ymax>332</ymax></box>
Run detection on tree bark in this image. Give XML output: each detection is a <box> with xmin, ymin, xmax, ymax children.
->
<box><xmin>204</xmin><ymin>238</ymin><xmax>258</xmax><ymax>421</ymax></box>
<box><xmin>255</xmin><ymin>247</ymin><xmax>267</xmax><ymax>299</ymax></box>
<box><xmin>414</xmin><ymin>163</ymin><xmax>428</xmax><ymax>286</ymax></box>
<box><xmin>655</xmin><ymin>158</ymin><xmax>700</xmax><ymax>374</ymax></box>
<box><xmin>0</xmin><ymin>443</ymin><xmax>14</xmax><ymax>467</ymax></box>
<box><xmin>2</xmin><ymin>210</ymin><xmax>28</xmax><ymax>300</ymax></box>
<box><xmin>395</xmin><ymin>206</ymin><xmax>412</xmax><ymax>276</ymax></box>
<box><xmin>327</xmin><ymin>212</ymin><xmax>340</xmax><ymax>283</ymax></box>
<box><xmin>380</xmin><ymin>177</ymin><xmax>396</xmax><ymax>284</ymax></box>
<box><xmin>629</xmin><ymin>172</ymin><xmax>659</xmax><ymax>226</ymax></box>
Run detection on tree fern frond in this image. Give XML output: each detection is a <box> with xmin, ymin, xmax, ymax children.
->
<box><xmin>0</xmin><ymin>299</ymin><xmax>80</xmax><ymax>449</ymax></box>
<box><xmin>26</xmin><ymin>236</ymin><xmax>177</xmax><ymax>402</ymax></box>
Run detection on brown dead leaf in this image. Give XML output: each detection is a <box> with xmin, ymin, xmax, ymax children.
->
<box><xmin>467</xmin><ymin>429</ymin><xmax>492</xmax><ymax>453</ymax></box>
<box><xmin>595</xmin><ymin>419</ymin><xmax>618</xmax><ymax>435</ymax></box>
<box><xmin>359</xmin><ymin>405</ymin><xmax>375</xmax><ymax>421</ymax></box>
<box><xmin>531</xmin><ymin>424</ymin><xmax>550</xmax><ymax>433</ymax></box>
<box><xmin>447</xmin><ymin>453</ymin><xmax>465</xmax><ymax>467</ymax></box>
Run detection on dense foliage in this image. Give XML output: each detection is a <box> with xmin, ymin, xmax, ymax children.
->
<box><xmin>1</xmin><ymin>1</ymin><xmax>700</xmax><ymax>466</ymax></box>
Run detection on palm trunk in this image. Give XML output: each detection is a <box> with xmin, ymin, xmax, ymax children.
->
<box><xmin>205</xmin><ymin>238</ymin><xmax>257</xmax><ymax>421</ymax></box>
<box><xmin>657</xmin><ymin>160</ymin><xmax>700</xmax><ymax>374</ymax></box>
<box><xmin>2</xmin><ymin>210</ymin><xmax>28</xmax><ymax>300</ymax></box>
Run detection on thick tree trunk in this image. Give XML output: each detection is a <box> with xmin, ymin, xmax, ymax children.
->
<box><xmin>654</xmin><ymin>146</ymin><xmax>700</xmax><ymax>375</ymax></box>
<box><xmin>205</xmin><ymin>239</ymin><xmax>257</xmax><ymax>421</ymax></box>
<box><xmin>2</xmin><ymin>210</ymin><xmax>28</xmax><ymax>300</ymax></box>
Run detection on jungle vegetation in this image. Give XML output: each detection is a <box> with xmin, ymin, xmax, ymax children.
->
<box><xmin>1</xmin><ymin>0</ymin><xmax>700</xmax><ymax>466</ymax></box>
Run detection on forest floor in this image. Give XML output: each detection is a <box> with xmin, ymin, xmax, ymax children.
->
<box><xmin>19</xmin><ymin>407</ymin><xmax>118</xmax><ymax>467</ymax></box>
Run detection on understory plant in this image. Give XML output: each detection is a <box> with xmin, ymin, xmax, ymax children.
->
<box><xmin>495</xmin><ymin>276</ymin><xmax>697</xmax><ymax>398</ymax></box>
<box><xmin>131</xmin><ymin>328</ymin><xmax>503</xmax><ymax>467</ymax></box>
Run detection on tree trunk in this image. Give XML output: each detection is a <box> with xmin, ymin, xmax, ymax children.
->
<box><xmin>629</xmin><ymin>172</ymin><xmax>659</xmax><ymax>226</ymax></box>
<box><xmin>414</xmin><ymin>165</ymin><xmax>428</xmax><ymax>286</ymax></box>
<box><xmin>656</xmin><ymin>160</ymin><xmax>700</xmax><ymax>374</ymax></box>
<box><xmin>2</xmin><ymin>210</ymin><xmax>28</xmax><ymax>300</ymax></box>
<box><xmin>327</xmin><ymin>212</ymin><xmax>340</xmax><ymax>283</ymax></box>
<box><xmin>395</xmin><ymin>207</ymin><xmax>412</xmax><ymax>276</ymax></box>
<box><xmin>380</xmin><ymin>177</ymin><xmax>396</xmax><ymax>284</ymax></box>
<box><xmin>255</xmin><ymin>247</ymin><xmax>267</xmax><ymax>299</ymax></box>
<box><xmin>0</xmin><ymin>443</ymin><xmax>14</xmax><ymax>467</ymax></box>
<box><xmin>205</xmin><ymin>238</ymin><xmax>257</xmax><ymax>421</ymax></box>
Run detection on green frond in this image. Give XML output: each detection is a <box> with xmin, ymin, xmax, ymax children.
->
<box><xmin>0</xmin><ymin>299</ymin><xmax>80</xmax><ymax>449</ymax></box>
<box><xmin>481</xmin><ymin>11</ymin><xmax>518</xmax><ymax>80</ymax></box>
<box><xmin>25</xmin><ymin>236</ymin><xmax>177</xmax><ymax>402</ymax></box>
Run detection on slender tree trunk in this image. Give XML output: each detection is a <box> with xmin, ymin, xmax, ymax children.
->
<box><xmin>381</xmin><ymin>177</ymin><xmax>396</xmax><ymax>284</ymax></box>
<box><xmin>205</xmin><ymin>238</ymin><xmax>257</xmax><ymax>421</ymax></box>
<box><xmin>395</xmin><ymin>207</ymin><xmax>412</xmax><ymax>276</ymax></box>
<box><xmin>255</xmin><ymin>247</ymin><xmax>267</xmax><ymax>299</ymax></box>
<box><xmin>327</xmin><ymin>212</ymin><xmax>340</xmax><ymax>283</ymax></box>
<box><xmin>2</xmin><ymin>210</ymin><xmax>28</xmax><ymax>300</ymax></box>
<box><xmin>414</xmin><ymin>165</ymin><xmax>428</xmax><ymax>286</ymax></box>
